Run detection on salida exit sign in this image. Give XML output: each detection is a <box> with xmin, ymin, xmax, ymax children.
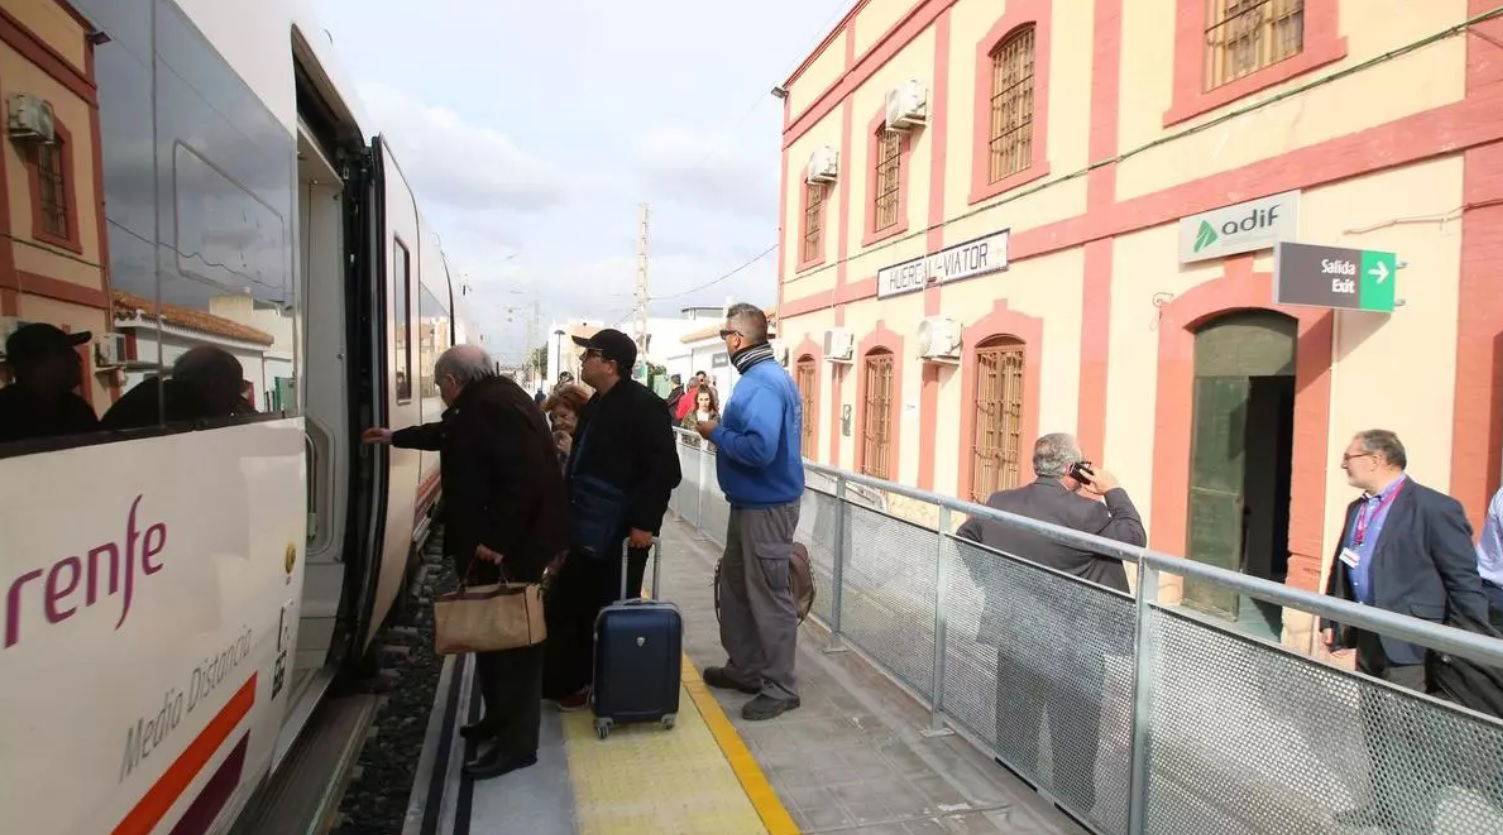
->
<box><xmin>1274</xmin><ymin>242</ymin><xmax>1398</xmax><ymax>313</ymax></box>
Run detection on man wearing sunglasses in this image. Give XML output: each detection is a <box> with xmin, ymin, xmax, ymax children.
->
<box><xmin>695</xmin><ymin>304</ymin><xmax>806</xmax><ymax>721</ymax></box>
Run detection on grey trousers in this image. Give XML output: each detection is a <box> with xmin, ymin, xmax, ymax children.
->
<box><xmin>718</xmin><ymin>502</ymin><xmax>801</xmax><ymax>701</ymax></box>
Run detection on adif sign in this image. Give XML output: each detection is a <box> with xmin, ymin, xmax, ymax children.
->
<box><xmin>1178</xmin><ymin>191</ymin><xmax>1299</xmax><ymax>264</ymax></box>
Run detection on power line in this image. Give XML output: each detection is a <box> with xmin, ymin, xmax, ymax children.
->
<box><xmin>652</xmin><ymin>243</ymin><xmax>778</xmax><ymax>301</ymax></box>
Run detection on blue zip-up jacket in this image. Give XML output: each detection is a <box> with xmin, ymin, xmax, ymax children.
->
<box><xmin>709</xmin><ymin>359</ymin><xmax>805</xmax><ymax>508</ymax></box>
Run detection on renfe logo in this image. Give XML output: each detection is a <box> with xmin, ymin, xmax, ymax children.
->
<box><xmin>3</xmin><ymin>495</ymin><xmax>168</xmax><ymax>650</ymax></box>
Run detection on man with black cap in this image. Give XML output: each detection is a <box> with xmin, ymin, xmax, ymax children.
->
<box><xmin>0</xmin><ymin>323</ymin><xmax>98</xmax><ymax>444</ymax></box>
<box><xmin>542</xmin><ymin>328</ymin><xmax>681</xmax><ymax>710</ymax></box>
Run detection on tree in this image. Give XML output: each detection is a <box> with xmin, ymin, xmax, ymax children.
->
<box><xmin>529</xmin><ymin>345</ymin><xmax>547</xmax><ymax>376</ymax></box>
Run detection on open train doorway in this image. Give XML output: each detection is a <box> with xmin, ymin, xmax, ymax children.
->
<box><xmin>1182</xmin><ymin>310</ymin><xmax>1297</xmax><ymax>640</ymax></box>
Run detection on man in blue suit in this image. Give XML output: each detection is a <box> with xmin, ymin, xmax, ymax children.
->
<box><xmin>1322</xmin><ymin>429</ymin><xmax>1487</xmax><ymax>830</ymax></box>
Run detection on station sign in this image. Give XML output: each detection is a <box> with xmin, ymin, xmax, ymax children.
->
<box><xmin>876</xmin><ymin>229</ymin><xmax>1009</xmax><ymax>299</ymax></box>
<box><xmin>710</xmin><ymin>351</ymin><xmax>729</xmax><ymax>368</ymax></box>
<box><xmin>1274</xmin><ymin>242</ymin><xmax>1397</xmax><ymax>313</ymax></box>
<box><xmin>1178</xmin><ymin>191</ymin><xmax>1299</xmax><ymax>264</ymax></box>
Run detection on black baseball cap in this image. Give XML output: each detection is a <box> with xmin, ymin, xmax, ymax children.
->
<box><xmin>572</xmin><ymin>328</ymin><xmax>637</xmax><ymax>370</ymax></box>
<box><xmin>5</xmin><ymin>323</ymin><xmax>90</xmax><ymax>364</ymax></box>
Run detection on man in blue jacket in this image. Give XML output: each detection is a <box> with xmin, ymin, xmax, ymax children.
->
<box><xmin>695</xmin><ymin>303</ymin><xmax>805</xmax><ymax>720</ymax></box>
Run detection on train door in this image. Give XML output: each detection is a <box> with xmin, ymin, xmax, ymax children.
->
<box><xmin>364</xmin><ymin>137</ymin><xmax>422</xmax><ymax>649</ymax></box>
<box><xmin>292</xmin><ymin>118</ymin><xmax>349</xmax><ymax>712</ymax></box>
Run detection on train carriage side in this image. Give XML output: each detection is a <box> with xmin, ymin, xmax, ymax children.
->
<box><xmin>0</xmin><ymin>1</ymin><xmax>441</xmax><ymax>832</ymax></box>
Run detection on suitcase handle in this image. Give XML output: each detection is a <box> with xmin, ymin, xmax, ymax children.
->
<box><xmin>620</xmin><ymin>538</ymin><xmax>661</xmax><ymax>602</ymax></box>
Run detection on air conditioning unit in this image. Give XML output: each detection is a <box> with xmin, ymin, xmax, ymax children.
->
<box><xmin>885</xmin><ymin>80</ymin><xmax>927</xmax><ymax>131</ymax></box>
<box><xmin>823</xmin><ymin>328</ymin><xmax>853</xmax><ymax>363</ymax></box>
<box><xmin>769</xmin><ymin>339</ymin><xmax>790</xmax><ymax>367</ymax></box>
<box><xmin>806</xmin><ymin>146</ymin><xmax>838</xmax><ymax>184</ymax></box>
<box><xmin>917</xmin><ymin>316</ymin><xmax>962</xmax><ymax>361</ymax></box>
<box><xmin>94</xmin><ymin>333</ymin><xmax>127</xmax><ymax>368</ymax></box>
<box><xmin>7</xmin><ymin>94</ymin><xmax>55</xmax><ymax>142</ymax></box>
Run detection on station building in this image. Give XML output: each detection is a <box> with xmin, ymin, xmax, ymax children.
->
<box><xmin>773</xmin><ymin>0</ymin><xmax>1503</xmax><ymax>649</ymax></box>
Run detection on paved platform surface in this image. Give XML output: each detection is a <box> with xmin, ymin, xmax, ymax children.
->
<box><xmin>660</xmin><ymin>518</ymin><xmax>1086</xmax><ymax>835</ymax></box>
<box><xmin>454</xmin><ymin>515</ymin><xmax>1085</xmax><ymax>834</ymax></box>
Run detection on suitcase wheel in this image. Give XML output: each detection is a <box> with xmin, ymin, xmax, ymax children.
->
<box><xmin>595</xmin><ymin>718</ymin><xmax>612</xmax><ymax>740</ymax></box>
<box><xmin>660</xmin><ymin>714</ymin><xmax>676</xmax><ymax>730</ymax></box>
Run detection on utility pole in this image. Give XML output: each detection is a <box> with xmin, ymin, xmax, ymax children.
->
<box><xmin>633</xmin><ymin>203</ymin><xmax>650</xmax><ymax>356</ymax></box>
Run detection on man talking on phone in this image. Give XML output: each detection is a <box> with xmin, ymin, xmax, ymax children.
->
<box><xmin>955</xmin><ymin>432</ymin><xmax>1144</xmax><ymax>818</ymax></box>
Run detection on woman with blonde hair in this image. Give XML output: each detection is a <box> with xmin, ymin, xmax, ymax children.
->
<box><xmin>542</xmin><ymin>383</ymin><xmax>590</xmax><ymax>467</ymax></box>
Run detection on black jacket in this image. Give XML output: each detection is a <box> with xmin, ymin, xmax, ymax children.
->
<box><xmin>566</xmin><ymin>377</ymin><xmax>680</xmax><ymax>535</ymax></box>
<box><xmin>957</xmin><ymin>479</ymin><xmax>1144</xmax><ymax>594</ymax></box>
<box><xmin>1322</xmin><ymin>478</ymin><xmax>1488</xmax><ymax>666</ymax></box>
<box><xmin>392</xmin><ymin>375</ymin><xmax>566</xmax><ymax>581</ymax></box>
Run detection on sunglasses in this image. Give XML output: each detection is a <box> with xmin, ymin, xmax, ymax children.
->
<box><xmin>718</xmin><ymin>329</ymin><xmax>739</xmax><ymax>339</ymax></box>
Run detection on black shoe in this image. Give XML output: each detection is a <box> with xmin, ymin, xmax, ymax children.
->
<box><xmin>703</xmin><ymin>666</ymin><xmax>760</xmax><ymax>694</ymax></box>
<box><xmin>741</xmin><ymin>694</ymin><xmax>800</xmax><ymax>721</ymax></box>
<box><xmin>459</xmin><ymin>719</ymin><xmax>497</xmax><ymax>740</ymax></box>
<box><xmin>462</xmin><ymin>747</ymin><xmax>538</xmax><ymax>780</ymax></box>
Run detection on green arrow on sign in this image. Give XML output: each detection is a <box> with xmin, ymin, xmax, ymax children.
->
<box><xmin>1359</xmin><ymin>249</ymin><xmax>1397</xmax><ymax>313</ymax></box>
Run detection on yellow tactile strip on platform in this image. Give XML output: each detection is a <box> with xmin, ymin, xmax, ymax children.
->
<box><xmin>558</xmin><ymin>656</ymin><xmax>798</xmax><ymax>834</ymax></box>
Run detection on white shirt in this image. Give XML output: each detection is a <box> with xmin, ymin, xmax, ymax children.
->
<box><xmin>1480</xmin><ymin>485</ymin><xmax>1503</xmax><ymax>586</ymax></box>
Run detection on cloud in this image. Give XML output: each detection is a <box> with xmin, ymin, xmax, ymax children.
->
<box><xmin>358</xmin><ymin>82</ymin><xmax>568</xmax><ymax>212</ymax></box>
<box><xmin>636</xmin><ymin>127</ymin><xmax>777</xmax><ymax>219</ymax></box>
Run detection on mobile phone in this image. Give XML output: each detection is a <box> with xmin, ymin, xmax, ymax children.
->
<box><xmin>1069</xmin><ymin>460</ymin><xmax>1094</xmax><ymax>482</ymax></box>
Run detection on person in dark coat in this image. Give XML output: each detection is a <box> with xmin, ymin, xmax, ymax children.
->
<box><xmin>955</xmin><ymin>432</ymin><xmax>1144</xmax><ymax>816</ymax></box>
<box><xmin>1321</xmin><ymin>429</ymin><xmax>1489</xmax><ymax>831</ymax></box>
<box><xmin>0</xmin><ymin>323</ymin><xmax>97</xmax><ymax>444</ymax></box>
<box><xmin>101</xmin><ymin>345</ymin><xmax>250</xmax><ymax>430</ymax></box>
<box><xmin>543</xmin><ymin>328</ymin><xmax>680</xmax><ymax>709</ymax></box>
<box><xmin>363</xmin><ymin>344</ymin><xmax>567</xmax><ymax>780</ymax></box>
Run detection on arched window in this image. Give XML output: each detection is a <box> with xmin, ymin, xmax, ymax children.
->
<box><xmin>970</xmin><ymin>336</ymin><xmax>1025</xmax><ymax>501</ymax></box>
<box><xmin>795</xmin><ymin>355</ymin><xmax>817</xmax><ymax>456</ymax></box>
<box><xmin>801</xmin><ymin>184</ymin><xmax>825</xmax><ymax>263</ymax></box>
<box><xmin>986</xmin><ymin>26</ymin><xmax>1035</xmax><ymax>183</ymax></box>
<box><xmin>861</xmin><ymin>348</ymin><xmax>895</xmax><ymax>479</ymax></box>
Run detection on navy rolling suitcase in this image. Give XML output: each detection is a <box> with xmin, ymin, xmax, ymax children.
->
<box><xmin>591</xmin><ymin>540</ymin><xmax>681</xmax><ymax>739</ymax></box>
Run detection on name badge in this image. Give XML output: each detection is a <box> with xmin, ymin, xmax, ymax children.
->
<box><xmin>1339</xmin><ymin>547</ymin><xmax>1361</xmax><ymax>569</ymax></box>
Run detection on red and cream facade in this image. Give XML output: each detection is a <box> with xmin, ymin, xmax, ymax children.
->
<box><xmin>775</xmin><ymin>0</ymin><xmax>1503</xmax><ymax>648</ymax></box>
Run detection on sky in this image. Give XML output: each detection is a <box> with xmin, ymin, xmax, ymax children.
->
<box><xmin>314</xmin><ymin>0</ymin><xmax>855</xmax><ymax>363</ymax></box>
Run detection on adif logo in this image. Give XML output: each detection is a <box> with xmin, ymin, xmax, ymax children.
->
<box><xmin>1194</xmin><ymin>221</ymin><xmax>1218</xmax><ymax>252</ymax></box>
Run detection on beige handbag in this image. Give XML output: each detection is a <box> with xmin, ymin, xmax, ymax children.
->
<box><xmin>433</xmin><ymin>563</ymin><xmax>546</xmax><ymax>654</ymax></box>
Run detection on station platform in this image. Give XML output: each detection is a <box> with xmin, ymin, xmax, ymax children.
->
<box><xmin>406</xmin><ymin>517</ymin><xmax>1085</xmax><ymax>835</ymax></box>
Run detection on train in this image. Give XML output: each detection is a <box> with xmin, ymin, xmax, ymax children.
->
<box><xmin>0</xmin><ymin>1</ymin><xmax>466</xmax><ymax>832</ymax></box>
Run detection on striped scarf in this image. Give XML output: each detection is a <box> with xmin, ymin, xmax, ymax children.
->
<box><xmin>730</xmin><ymin>342</ymin><xmax>775</xmax><ymax>374</ymax></box>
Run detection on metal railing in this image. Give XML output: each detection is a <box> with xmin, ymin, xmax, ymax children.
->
<box><xmin>669</xmin><ymin>429</ymin><xmax>1503</xmax><ymax>835</ymax></box>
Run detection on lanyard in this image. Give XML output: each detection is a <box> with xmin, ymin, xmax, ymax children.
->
<box><xmin>1354</xmin><ymin>480</ymin><xmax>1404</xmax><ymax>547</ymax></box>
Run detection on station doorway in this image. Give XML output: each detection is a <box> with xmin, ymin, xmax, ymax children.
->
<box><xmin>1183</xmin><ymin>310</ymin><xmax>1297</xmax><ymax>639</ymax></box>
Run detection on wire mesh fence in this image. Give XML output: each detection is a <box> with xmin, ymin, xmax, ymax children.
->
<box><xmin>666</xmin><ymin>431</ymin><xmax>1503</xmax><ymax>834</ymax></box>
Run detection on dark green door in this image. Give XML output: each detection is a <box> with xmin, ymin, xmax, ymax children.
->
<box><xmin>1184</xmin><ymin>376</ymin><xmax>1249</xmax><ymax>617</ymax></box>
<box><xmin>1183</xmin><ymin>311</ymin><xmax>1297</xmax><ymax>621</ymax></box>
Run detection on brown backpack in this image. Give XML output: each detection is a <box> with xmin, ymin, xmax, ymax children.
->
<box><xmin>714</xmin><ymin>541</ymin><xmax>816</xmax><ymax>624</ymax></box>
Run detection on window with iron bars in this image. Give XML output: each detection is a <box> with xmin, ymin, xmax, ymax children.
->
<box><xmin>34</xmin><ymin>139</ymin><xmax>68</xmax><ymax>240</ymax></box>
<box><xmin>970</xmin><ymin>337</ymin><xmax>1025</xmax><ymax>502</ymax></box>
<box><xmin>987</xmin><ymin>25</ymin><xmax>1035</xmax><ymax>183</ymax></box>
<box><xmin>802</xmin><ymin>183</ymin><xmax>825</xmax><ymax>263</ymax></box>
<box><xmin>795</xmin><ymin>356</ymin><xmax>817</xmax><ymax>455</ymax></box>
<box><xmin>1204</xmin><ymin>0</ymin><xmax>1304</xmax><ymax>90</ymax></box>
<box><xmin>861</xmin><ymin>350</ymin><xmax>894</xmax><ymax>480</ymax></box>
<box><xmin>873</xmin><ymin>129</ymin><xmax>902</xmax><ymax>232</ymax></box>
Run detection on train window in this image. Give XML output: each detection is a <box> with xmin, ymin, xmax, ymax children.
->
<box><xmin>394</xmin><ymin>240</ymin><xmax>413</xmax><ymax>403</ymax></box>
<box><xmin>418</xmin><ymin>285</ymin><xmax>452</xmax><ymax>400</ymax></box>
<box><xmin>1</xmin><ymin>0</ymin><xmax>298</xmax><ymax>458</ymax></box>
